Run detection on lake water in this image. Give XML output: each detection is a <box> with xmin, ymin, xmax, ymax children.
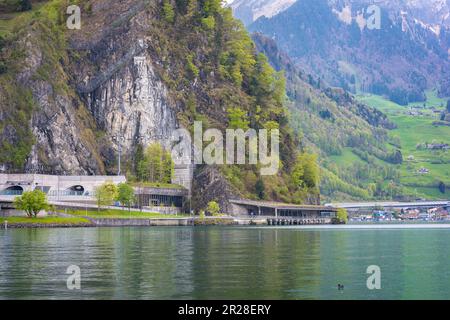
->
<box><xmin>0</xmin><ymin>226</ymin><xmax>449</xmax><ymax>300</ymax></box>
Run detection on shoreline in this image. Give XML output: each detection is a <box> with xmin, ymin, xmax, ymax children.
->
<box><xmin>259</xmin><ymin>222</ymin><xmax>450</xmax><ymax>230</ymax></box>
<box><xmin>0</xmin><ymin>216</ymin><xmax>241</xmax><ymax>229</ymax></box>
<box><xmin>2</xmin><ymin>219</ymin><xmax>450</xmax><ymax>229</ymax></box>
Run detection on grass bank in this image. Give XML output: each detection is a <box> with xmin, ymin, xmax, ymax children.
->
<box><xmin>0</xmin><ymin>216</ymin><xmax>92</xmax><ymax>227</ymax></box>
<box><xmin>64</xmin><ymin>209</ymin><xmax>190</xmax><ymax>219</ymax></box>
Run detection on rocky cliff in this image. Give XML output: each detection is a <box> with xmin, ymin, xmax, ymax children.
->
<box><xmin>0</xmin><ymin>0</ymin><xmax>319</xmax><ymax>208</ymax></box>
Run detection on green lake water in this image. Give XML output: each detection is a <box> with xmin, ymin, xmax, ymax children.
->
<box><xmin>0</xmin><ymin>226</ymin><xmax>449</xmax><ymax>300</ymax></box>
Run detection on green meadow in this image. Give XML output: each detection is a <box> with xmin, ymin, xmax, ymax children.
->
<box><xmin>0</xmin><ymin>216</ymin><xmax>91</xmax><ymax>226</ymax></box>
<box><xmin>357</xmin><ymin>90</ymin><xmax>450</xmax><ymax>199</ymax></box>
<box><xmin>64</xmin><ymin>209</ymin><xmax>190</xmax><ymax>219</ymax></box>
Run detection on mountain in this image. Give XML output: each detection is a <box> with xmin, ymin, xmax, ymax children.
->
<box><xmin>341</xmin><ymin>0</ymin><xmax>450</xmax><ymax>27</ymax></box>
<box><xmin>0</xmin><ymin>0</ymin><xmax>322</xmax><ymax>210</ymax></box>
<box><xmin>248</xmin><ymin>0</ymin><xmax>450</xmax><ymax>105</ymax></box>
<box><xmin>230</xmin><ymin>0</ymin><xmax>450</xmax><ymax>27</ymax></box>
<box><xmin>241</xmin><ymin>1</ymin><xmax>450</xmax><ymax>200</ymax></box>
<box><xmin>226</xmin><ymin>0</ymin><xmax>296</xmax><ymax>26</ymax></box>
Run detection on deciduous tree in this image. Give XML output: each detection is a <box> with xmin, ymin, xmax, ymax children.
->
<box><xmin>14</xmin><ymin>190</ymin><xmax>50</xmax><ymax>218</ymax></box>
<box><xmin>206</xmin><ymin>201</ymin><xmax>220</xmax><ymax>216</ymax></box>
<box><xmin>95</xmin><ymin>182</ymin><xmax>119</xmax><ymax>210</ymax></box>
<box><xmin>336</xmin><ymin>208</ymin><xmax>348</xmax><ymax>224</ymax></box>
<box><xmin>116</xmin><ymin>183</ymin><xmax>135</xmax><ymax>211</ymax></box>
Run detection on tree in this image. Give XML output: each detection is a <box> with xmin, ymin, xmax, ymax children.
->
<box><xmin>137</xmin><ymin>143</ymin><xmax>174</xmax><ymax>183</ymax></box>
<box><xmin>291</xmin><ymin>153</ymin><xmax>320</xmax><ymax>191</ymax></box>
<box><xmin>201</xmin><ymin>16</ymin><xmax>215</xmax><ymax>30</ymax></box>
<box><xmin>134</xmin><ymin>144</ymin><xmax>145</xmax><ymax>180</ymax></box>
<box><xmin>162</xmin><ymin>0</ymin><xmax>175</xmax><ymax>23</ymax></box>
<box><xmin>162</xmin><ymin>150</ymin><xmax>175</xmax><ymax>184</ymax></box>
<box><xmin>202</xmin><ymin>0</ymin><xmax>221</xmax><ymax>16</ymax></box>
<box><xmin>116</xmin><ymin>183</ymin><xmax>135</xmax><ymax>211</ymax></box>
<box><xmin>291</xmin><ymin>158</ymin><xmax>305</xmax><ymax>189</ymax></box>
<box><xmin>438</xmin><ymin>181</ymin><xmax>446</xmax><ymax>194</ymax></box>
<box><xmin>255</xmin><ymin>178</ymin><xmax>265</xmax><ymax>200</ymax></box>
<box><xmin>19</xmin><ymin>0</ymin><xmax>32</xmax><ymax>11</ymax></box>
<box><xmin>186</xmin><ymin>54</ymin><xmax>199</xmax><ymax>79</ymax></box>
<box><xmin>387</xmin><ymin>149</ymin><xmax>403</xmax><ymax>164</ymax></box>
<box><xmin>336</xmin><ymin>208</ymin><xmax>348</xmax><ymax>224</ymax></box>
<box><xmin>206</xmin><ymin>201</ymin><xmax>220</xmax><ymax>216</ymax></box>
<box><xmin>227</xmin><ymin>107</ymin><xmax>249</xmax><ymax>130</ymax></box>
<box><xmin>95</xmin><ymin>182</ymin><xmax>118</xmax><ymax>210</ymax></box>
<box><xmin>14</xmin><ymin>190</ymin><xmax>50</xmax><ymax>218</ymax></box>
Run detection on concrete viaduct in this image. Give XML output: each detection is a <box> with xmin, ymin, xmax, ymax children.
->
<box><xmin>327</xmin><ymin>201</ymin><xmax>450</xmax><ymax>212</ymax></box>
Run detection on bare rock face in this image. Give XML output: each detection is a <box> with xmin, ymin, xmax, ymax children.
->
<box><xmin>191</xmin><ymin>166</ymin><xmax>242</xmax><ymax>214</ymax></box>
<box><xmin>67</xmin><ymin>0</ymin><xmax>181</xmax><ymax>172</ymax></box>
<box><xmin>16</xmin><ymin>31</ymin><xmax>105</xmax><ymax>175</ymax></box>
<box><xmin>8</xmin><ymin>0</ymin><xmax>180</xmax><ymax>175</ymax></box>
<box><xmin>85</xmin><ymin>53</ymin><xmax>178</xmax><ymax>154</ymax></box>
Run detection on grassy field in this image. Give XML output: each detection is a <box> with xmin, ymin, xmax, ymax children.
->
<box><xmin>64</xmin><ymin>209</ymin><xmax>190</xmax><ymax>219</ymax></box>
<box><xmin>329</xmin><ymin>147</ymin><xmax>362</xmax><ymax>166</ymax></box>
<box><xmin>0</xmin><ymin>216</ymin><xmax>91</xmax><ymax>225</ymax></box>
<box><xmin>356</xmin><ymin>90</ymin><xmax>450</xmax><ymax>199</ymax></box>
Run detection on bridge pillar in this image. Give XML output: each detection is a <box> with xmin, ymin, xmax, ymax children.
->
<box><xmin>275</xmin><ymin>208</ymin><xmax>278</xmax><ymax>218</ymax></box>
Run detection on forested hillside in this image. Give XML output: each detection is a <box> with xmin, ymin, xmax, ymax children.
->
<box><xmin>253</xmin><ymin>33</ymin><xmax>421</xmax><ymax>201</ymax></box>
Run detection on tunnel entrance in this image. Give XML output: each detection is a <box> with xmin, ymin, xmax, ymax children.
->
<box><xmin>67</xmin><ymin>185</ymin><xmax>85</xmax><ymax>195</ymax></box>
<box><xmin>1</xmin><ymin>186</ymin><xmax>24</xmax><ymax>195</ymax></box>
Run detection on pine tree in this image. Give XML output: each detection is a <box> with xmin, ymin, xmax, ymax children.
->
<box><xmin>20</xmin><ymin>0</ymin><xmax>32</xmax><ymax>12</ymax></box>
<box><xmin>255</xmin><ymin>178</ymin><xmax>265</xmax><ymax>200</ymax></box>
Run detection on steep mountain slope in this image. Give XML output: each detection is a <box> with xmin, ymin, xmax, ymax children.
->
<box><xmin>230</xmin><ymin>0</ymin><xmax>450</xmax><ymax>29</ymax></box>
<box><xmin>226</xmin><ymin>0</ymin><xmax>295</xmax><ymax>26</ymax></box>
<box><xmin>252</xmin><ymin>33</ymin><xmax>411</xmax><ymax>201</ymax></box>
<box><xmin>337</xmin><ymin>0</ymin><xmax>450</xmax><ymax>27</ymax></box>
<box><xmin>357</xmin><ymin>92</ymin><xmax>450</xmax><ymax>200</ymax></box>
<box><xmin>248</xmin><ymin>0</ymin><xmax>450</xmax><ymax>105</ymax></box>
<box><xmin>0</xmin><ymin>0</ymin><xmax>320</xmax><ymax>209</ymax></box>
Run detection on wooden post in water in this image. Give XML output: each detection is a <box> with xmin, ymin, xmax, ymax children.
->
<box><xmin>4</xmin><ymin>220</ymin><xmax>7</xmax><ymax>230</ymax></box>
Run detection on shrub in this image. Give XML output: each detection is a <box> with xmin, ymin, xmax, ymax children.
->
<box><xmin>206</xmin><ymin>201</ymin><xmax>220</xmax><ymax>216</ymax></box>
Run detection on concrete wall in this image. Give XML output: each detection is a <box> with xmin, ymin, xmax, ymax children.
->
<box><xmin>0</xmin><ymin>174</ymin><xmax>126</xmax><ymax>194</ymax></box>
<box><xmin>230</xmin><ymin>203</ymin><xmax>252</xmax><ymax>216</ymax></box>
<box><xmin>173</xmin><ymin>164</ymin><xmax>194</xmax><ymax>195</ymax></box>
<box><xmin>142</xmin><ymin>206</ymin><xmax>182</xmax><ymax>215</ymax></box>
<box><xmin>229</xmin><ymin>203</ymin><xmax>277</xmax><ymax>216</ymax></box>
<box><xmin>88</xmin><ymin>218</ymin><xmax>193</xmax><ymax>226</ymax></box>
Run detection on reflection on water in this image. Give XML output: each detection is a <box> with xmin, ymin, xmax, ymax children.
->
<box><xmin>0</xmin><ymin>227</ymin><xmax>449</xmax><ymax>300</ymax></box>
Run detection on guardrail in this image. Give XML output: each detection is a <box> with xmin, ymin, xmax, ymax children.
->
<box><xmin>47</xmin><ymin>191</ymin><xmax>90</xmax><ymax>197</ymax></box>
<box><xmin>0</xmin><ymin>190</ymin><xmax>23</xmax><ymax>196</ymax></box>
